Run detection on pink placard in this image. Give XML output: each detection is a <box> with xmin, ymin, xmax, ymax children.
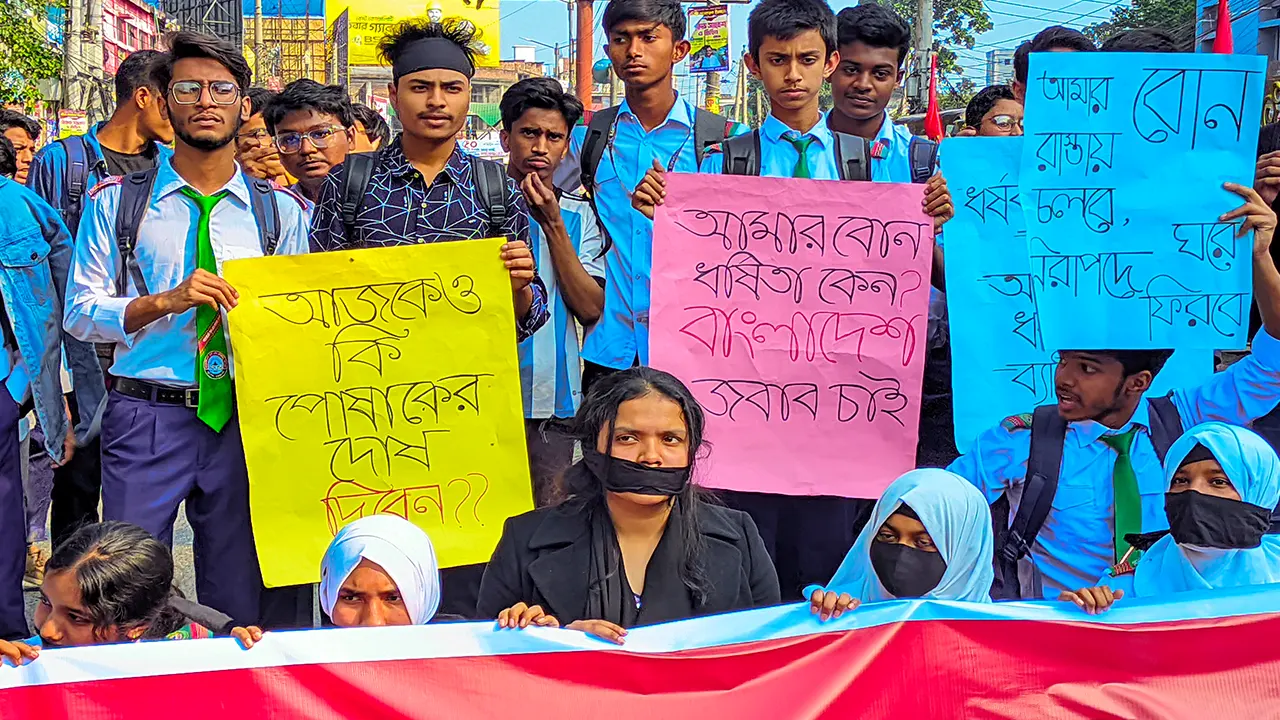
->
<box><xmin>650</xmin><ymin>173</ymin><xmax>933</xmax><ymax>499</ymax></box>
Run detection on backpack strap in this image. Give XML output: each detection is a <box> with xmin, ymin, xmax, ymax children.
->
<box><xmin>246</xmin><ymin>177</ymin><xmax>282</xmax><ymax>256</ymax></box>
<box><xmin>469</xmin><ymin>154</ymin><xmax>509</xmax><ymax>239</ymax></box>
<box><xmin>833</xmin><ymin>131</ymin><xmax>872</xmax><ymax>182</ymax></box>
<box><xmin>340</xmin><ymin>150</ymin><xmax>380</xmax><ymax>243</ymax></box>
<box><xmin>114</xmin><ymin>168</ymin><xmax>158</xmax><ymax>297</ymax></box>
<box><xmin>997</xmin><ymin>403</ymin><xmax>1068</xmax><ymax>599</ymax></box>
<box><xmin>721</xmin><ymin>131</ymin><xmax>761</xmax><ymax>176</ymax></box>
<box><xmin>62</xmin><ymin>135</ymin><xmax>100</xmax><ymax>235</ymax></box>
<box><xmin>692</xmin><ymin>108</ymin><xmax>731</xmax><ymax>166</ymax></box>
<box><xmin>1145</xmin><ymin>393</ymin><xmax>1184</xmax><ymax>463</ymax></box>
<box><xmin>908</xmin><ymin>137</ymin><xmax>939</xmax><ymax>184</ymax></box>
<box><xmin>579</xmin><ymin>106</ymin><xmax>620</xmax><ymax>198</ymax></box>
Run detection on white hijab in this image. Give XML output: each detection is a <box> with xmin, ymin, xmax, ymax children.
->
<box><xmin>821</xmin><ymin>469</ymin><xmax>994</xmax><ymax>603</ymax></box>
<box><xmin>1133</xmin><ymin>422</ymin><xmax>1280</xmax><ymax>597</ymax></box>
<box><xmin>318</xmin><ymin>515</ymin><xmax>441</xmax><ymax>625</ymax></box>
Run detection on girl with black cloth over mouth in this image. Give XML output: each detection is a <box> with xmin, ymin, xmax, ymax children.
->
<box><xmin>478</xmin><ymin>367</ymin><xmax>780</xmax><ymax>643</ymax></box>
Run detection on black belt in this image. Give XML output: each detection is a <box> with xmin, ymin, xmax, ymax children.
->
<box><xmin>114</xmin><ymin>377</ymin><xmax>199</xmax><ymax>408</ymax></box>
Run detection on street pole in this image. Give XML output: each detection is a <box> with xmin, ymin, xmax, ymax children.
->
<box><xmin>703</xmin><ymin>70</ymin><xmax>720</xmax><ymax>113</ymax></box>
<box><xmin>64</xmin><ymin>0</ymin><xmax>84</xmax><ymax>112</ymax></box>
<box><xmin>254</xmin><ymin>0</ymin><xmax>264</xmax><ymax>83</ymax></box>
<box><xmin>575</xmin><ymin>0</ymin><xmax>593</xmax><ymax>108</ymax></box>
<box><xmin>913</xmin><ymin>0</ymin><xmax>933</xmax><ymax>110</ymax></box>
<box><xmin>86</xmin><ymin>0</ymin><xmax>106</xmax><ymax>120</ymax></box>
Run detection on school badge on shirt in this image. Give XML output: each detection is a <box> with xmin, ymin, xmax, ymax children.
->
<box><xmin>204</xmin><ymin>350</ymin><xmax>228</xmax><ymax>380</ymax></box>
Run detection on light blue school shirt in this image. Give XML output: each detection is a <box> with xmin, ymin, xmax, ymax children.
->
<box><xmin>948</xmin><ymin>329</ymin><xmax>1280</xmax><ymax>598</ymax></box>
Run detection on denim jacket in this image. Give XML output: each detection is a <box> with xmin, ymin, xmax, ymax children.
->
<box><xmin>0</xmin><ymin>177</ymin><xmax>72</xmax><ymax>462</ymax></box>
<box><xmin>26</xmin><ymin>124</ymin><xmax>142</xmax><ymax>441</ymax></box>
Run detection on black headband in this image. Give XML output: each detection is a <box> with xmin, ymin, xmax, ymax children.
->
<box><xmin>393</xmin><ymin>38</ymin><xmax>475</xmax><ymax>82</ymax></box>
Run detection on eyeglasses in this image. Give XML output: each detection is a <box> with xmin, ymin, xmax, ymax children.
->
<box><xmin>275</xmin><ymin>126</ymin><xmax>347</xmax><ymax>154</ymax></box>
<box><xmin>987</xmin><ymin>114</ymin><xmax>1024</xmax><ymax>132</ymax></box>
<box><xmin>236</xmin><ymin>128</ymin><xmax>272</xmax><ymax>144</ymax></box>
<box><xmin>170</xmin><ymin>80</ymin><xmax>241</xmax><ymax>106</ymax></box>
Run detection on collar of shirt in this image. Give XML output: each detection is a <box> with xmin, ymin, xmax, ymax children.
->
<box><xmin>617</xmin><ymin>92</ymin><xmax>695</xmax><ymax>132</ymax></box>
<box><xmin>379</xmin><ymin>137</ymin><xmax>471</xmax><ymax>187</ymax></box>
<box><xmin>152</xmin><ymin>154</ymin><xmax>252</xmax><ymax>206</ymax></box>
<box><xmin>871</xmin><ymin>111</ymin><xmax>912</xmax><ymax>152</ymax></box>
<box><xmin>1070</xmin><ymin>396</ymin><xmax>1153</xmax><ymax>447</ymax></box>
<box><xmin>761</xmin><ymin>112</ymin><xmax>835</xmax><ymax>151</ymax></box>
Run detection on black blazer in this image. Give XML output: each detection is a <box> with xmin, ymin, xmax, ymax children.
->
<box><xmin>477</xmin><ymin>501</ymin><xmax>781</xmax><ymax>626</ymax></box>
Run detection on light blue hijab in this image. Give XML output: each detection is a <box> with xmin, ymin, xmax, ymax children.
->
<box><xmin>1132</xmin><ymin>423</ymin><xmax>1280</xmax><ymax>597</ymax></box>
<box><xmin>810</xmin><ymin>469</ymin><xmax>995</xmax><ymax>603</ymax></box>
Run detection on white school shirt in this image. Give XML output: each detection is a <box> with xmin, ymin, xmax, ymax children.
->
<box><xmin>64</xmin><ymin>156</ymin><xmax>311</xmax><ymax>387</ymax></box>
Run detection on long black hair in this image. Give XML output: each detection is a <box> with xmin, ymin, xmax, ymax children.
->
<box><xmin>560</xmin><ymin>367</ymin><xmax>714</xmax><ymax>606</ymax></box>
<box><xmin>45</xmin><ymin>522</ymin><xmax>188</xmax><ymax>641</ymax></box>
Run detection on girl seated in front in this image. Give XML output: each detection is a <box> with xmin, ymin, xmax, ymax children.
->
<box><xmin>1060</xmin><ymin>422</ymin><xmax>1280</xmax><ymax>614</ymax></box>
<box><xmin>0</xmin><ymin>522</ymin><xmax>229</xmax><ymax>666</ymax></box>
<box><xmin>233</xmin><ymin>513</ymin><xmax>443</xmax><ymax>647</ymax></box>
<box><xmin>478</xmin><ymin>367</ymin><xmax>781</xmax><ymax>644</ymax></box>
<box><xmin>807</xmin><ymin>469</ymin><xmax>995</xmax><ymax>620</ymax></box>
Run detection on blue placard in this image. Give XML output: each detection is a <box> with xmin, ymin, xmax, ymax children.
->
<box><xmin>943</xmin><ymin>137</ymin><xmax>1214</xmax><ymax>452</ymax></box>
<box><xmin>1021</xmin><ymin>51</ymin><xmax>1265</xmax><ymax>351</ymax></box>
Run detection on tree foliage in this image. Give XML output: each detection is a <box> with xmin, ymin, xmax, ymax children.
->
<box><xmin>891</xmin><ymin>0</ymin><xmax>992</xmax><ymax>112</ymax></box>
<box><xmin>1082</xmin><ymin>0</ymin><xmax>1196</xmax><ymax>49</ymax></box>
<box><xmin>0</xmin><ymin>0</ymin><xmax>62</xmax><ymax>106</ymax></box>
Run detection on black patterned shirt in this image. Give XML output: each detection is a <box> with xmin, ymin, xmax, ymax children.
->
<box><xmin>310</xmin><ymin>138</ymin><xmax>548</xmax><ymax>340</ymax></box>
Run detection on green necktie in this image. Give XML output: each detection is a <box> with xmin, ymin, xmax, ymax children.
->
<box><xmin>179</xmin><ymin>187</ymin><xmax>234</xmax><ymax>433</ymax></box>
<box><xmin>1101</xmin><ymin>427</ymin><xmax>1142</xmax><ymax>564</ymax></box>
<box><xmin>783</xmin><ymin>131</ymin><xmax>816</xmax><ymax>179</ymax></box>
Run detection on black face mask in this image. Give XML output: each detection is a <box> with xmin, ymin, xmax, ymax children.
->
<box><xmin>1165</xmin><ymin>490</ymin><xmax>1271</xmax><ymax>549</ymax></box>
<box><xmin>870</xmin><ymin>541</ymin><xmax>947</xmax><ymax>598</ymax></box>
<box><xmin>582</xmin><ymin>448</ymin><xmax>690</xmax><ymax>496</ymax></box>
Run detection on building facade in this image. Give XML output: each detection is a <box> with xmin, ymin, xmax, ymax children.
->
<box><xmin>985</xmin><ymin>49</ymin><xmax>1015</xmax><ymax>87</ymax></box>
<box><xmin>103</xmin><ymin>0</ymin><xmax>164</xmax><ymax>75</ymax></box>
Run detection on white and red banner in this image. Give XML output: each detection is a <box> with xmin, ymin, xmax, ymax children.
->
<box><xmin>4</xmin><ymin>586</ymin><xmax>1280</xmax><ymax>719</ymax></box>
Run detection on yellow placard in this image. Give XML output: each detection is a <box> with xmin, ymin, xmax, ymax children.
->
<box><xmin>224</xmin><ymin>240</ymin><xmax>532</xmax><ymax>587</ymax></box>
<box><xmin>328</xmin><ymin>0</ymin><xmax>501</xmax><ymax>68</ymax></box>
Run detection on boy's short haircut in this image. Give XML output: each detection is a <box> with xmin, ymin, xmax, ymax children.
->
<box><xmin>835</xmin><ymin>3</ymin><xmax>911</xmax><ymax>68</ymax></box>
<box><xmin>1012</xmin><ymin>41</ymin><xmax>1033</xmax><ymax>85</ymax></box>
<box><xmin>748</xmin><ymin>0</ymin><xmax>838</xmax><ymax>59</ymax></box>
<box><xmin>351</xmin><ymin>103</ymin><xmax>391</xmax><ymax>147</ymax></box>
<box><xmin>0</xmin><ymin>110</ymin><xmax>40</xmax><ymax>141</ymax></box>
<box><xmin>966</xmin><ymin>84</ymin><xmax>1016</xmax><ymax>129</ymax></box>
<box><xmin>263</xmin><ymin>79</ymin><xmax>355</xmax><ymax>134</ymax></box>
<box><xmin>602</xmin><ymin>0</ymin><xmax>687</xmax><ymax>41</ymax></box>
<box><xmin>1100</xmin><ymin>28</ymin><xmax>1182</xmax><ymax>53</ymax></box>
<box><xmin>1013</xmin><ymin>26</ymin><xmax>1094</xmax><ymax>85</ymax></box>
<box><xmin>0</xmin><ymin>135</ymin><xmax>15</xmax><ymax>178</ymax></box>
<box><xmin>153</xmin><ymin>31</ymin><xmax>253</xmax><ymax>92</ymax></box>
<box><xmin>499</xmin><ymin>77</ymin><xmax>585</xmax><ymax>132</ymax></box>
<box><xmin>246</xmin><ymin>87</ymin><xmax>277</xmax><ymax>117</ymax></box>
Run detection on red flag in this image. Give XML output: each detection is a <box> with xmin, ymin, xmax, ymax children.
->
<box><xmin>1214</xmin><ymin>0</ymin><xmax>1233</xmax><ymax>53</ymax></box>
<box><xmin>924</xmin><ymin>53</ymin><xmax>943</xmax><ymax>141</ymax></box>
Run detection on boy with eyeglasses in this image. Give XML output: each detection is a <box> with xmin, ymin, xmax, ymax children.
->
<box><xmin>64</xmin><ymin>31</ymin><xmax>311</xmax><ymax>627</ymax></box>
<box><xmin>960</xmin><ymin>85</ymin><xmax>1024</xmax><ymax>137</ymax></box>
<box><xmin>236</xmin><ymin>88</ymin><xmax>291</xmax><ymax>186</ymax></box>
<box><xmin>264</xmin><ymin>79</ymin><xmax>356</xmax><ymax>207</ymax></box>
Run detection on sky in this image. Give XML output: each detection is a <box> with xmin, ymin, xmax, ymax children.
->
<box><xmin>490</xmin><ymin>0</ymin><xmax>1134</xmax><ymax>89</ymax></box>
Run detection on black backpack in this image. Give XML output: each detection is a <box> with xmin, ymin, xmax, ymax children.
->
<box><xmin>990</xmin><ymin>394</ymin><xmax>1184</xmax><ymax>600</ymax></box>
<box><xmin>59</xmin><ymin>135</ymin><xmax>105</xmax><ymax>236</ymax></box>
<box><xmin>719</xmin><ymin>129</ymin><xmax>872</xmax><ymax>180</ymax></box>
<box><xmin>905</xmin><ymin>136</ymin><xmax>939</xmax><ymax>185</ymax></box>
<box><xmin>718</xmin><ymin>128</ymin><xmax>938</xmax><ymax>183</ymax></box>
<box><xmin>113</xmin><ymin>168</ymin><xmax>281</xmax><ymax>296</ymax></box>
<box><xmin>578</xmin><ymin>105</ymin><xmax>734</xmax><ymax>250</ymax></box>
<box><xmin>338</xmin><ymin>149</ymin><xmax>509</xmax><ymax>243</ymax></box>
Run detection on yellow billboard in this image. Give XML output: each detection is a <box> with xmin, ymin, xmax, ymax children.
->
<box><xmin>327</xmin><ymin>0</ymin><xmax>500</xmax><ymax>68</ymax></box>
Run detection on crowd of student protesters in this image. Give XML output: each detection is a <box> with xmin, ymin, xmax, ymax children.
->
<box><xmin>2</xmin><ymin>0</ymin><xmax>1280</xmax><ymax>667</ymax></box>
